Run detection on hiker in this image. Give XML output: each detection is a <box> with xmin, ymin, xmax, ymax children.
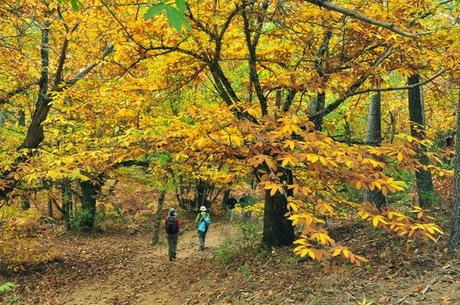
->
<box><xmin>165</xmin><ymin>208</ymin><xmax>180</xmax><ymax>261</ymax></box>
<box><xmin>239</xmin><ymin>193</ymin><xmax>255</xmax><ymax>221</ymax></box>
<box><xmin>226</xmin><ymin>196</ymin><xmax>237</xmax><ymax>221</ymax></box>
<box><xmin>195</xmin><ymin>206</ymin><xmax>211</xmax><ymax>250</ymax></box>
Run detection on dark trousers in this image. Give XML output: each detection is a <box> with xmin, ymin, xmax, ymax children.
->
<box><xmin>167</xmin><ymin>234</ymin><xmax>178</xmax><ymax>260</ymax></box>
<box><xmin>198</xmin><ymin>231</ymin><xmax>206</xmax><ymax>250</ymax></box>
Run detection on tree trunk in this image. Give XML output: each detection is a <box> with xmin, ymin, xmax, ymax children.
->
<box><xmin>80</xmin><ymin>180</ymin><xmax>99</xmax><ymax>232</ymax></box>
<box><xmin>47</xmin><ymin>197</ymin><xmax>54</xmax><ymax>218</ymax></box>
<box><xmin>310</xmin><ymin>92</ymin><xmax>326</xmax><ymax>130</ymax></box>
<box><xmin>151</xmin><ymin>191</ymin><xmax>166</xmax><ymax>245</ymax></box>
<box><xmin>20</xmin><ymin>196</ymin><xmax>30</xmax><ymax>210</ymax></box>
<box><xmin>222</xmin><ymin>189</ymin><xmax>230</xmax><ymax>207</ymax></box>
<box><xmin>18</xmin><ymin>109</ymin><xmax>25</xmax><ymax>126</ymax></box>
<box><xmin>21</xmin><ymin>27</ymin><xmax>50</xmax><ymax>150</ymax></box>
<box><xmin>365</xmin><ymin>92</ymin><xmax>387</xmax><ymax>209</ymax></box>
<box><xmin>449</xmin><ymin>85</ymin><xmax>460</xmax><ymax>251</ymax></box>
<box><xmin>61</xmin><ymin>180</ymin><xmax>73</xmax><ymax>230</ymax></box>
<box><xmin>0</xmin><ymin>110</ymin><xmax>5</xmax><ymax>128</ymax></box>
<box><xmin>408</xmin><ymin>75</ymin><xmax>435</xmax><ymax>208</ymax></box>
<box><xmin>262</xmin><ymin>169</ymin><xmax>295</xmax><ymax>248</ymax></box>
<box><xmin>194</xmin><ymin>179</ymin><xmax>208</xmax><ymax>210</ymax></box>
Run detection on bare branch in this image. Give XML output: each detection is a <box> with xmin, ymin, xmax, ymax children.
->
<box><xmin>309</xmin><ymin>46</ymin><xmax>394</xmax><ymax>120</ymax></box>
<box><xmin>305</xmin><ymin>0</ymin><xmax>428</xmax><ymax>38</ymax></box>
<box><xmin>65</xmin><ymin>43</ymin><xmax>114</xmax><ymax>86</ymax></box>
<box><xmin>351</xmin><ymin>68</ymin><xmax>447</xmax><ymax>96</ymax></box>
<box><xmin>0</xmin><ymin>86</ymin><xmax>32</xmax><ymax>105</ymax></box>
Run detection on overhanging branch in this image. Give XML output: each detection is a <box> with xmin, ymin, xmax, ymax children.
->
<box><xmin>305</xmin><ymin>0</ymin><xmax>428</xmax><ymax>38</ymax></box>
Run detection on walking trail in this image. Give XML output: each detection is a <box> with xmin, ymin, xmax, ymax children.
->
<box><xmin>55</xmin><ymin>222</ymin><xmax>234</xmax><ymax>305</ymax></box>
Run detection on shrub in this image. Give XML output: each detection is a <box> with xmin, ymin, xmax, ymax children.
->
<box><xmin>213</xmin><ymin>239</ymin><xmax>237</xmax><ymax>265</ymax></box>
<box><xmin>69</xmin><ymin>209</ymin><xmax>94</xmax><ymax>234</ymax></box>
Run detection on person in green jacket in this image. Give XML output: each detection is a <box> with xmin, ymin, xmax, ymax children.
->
<box><xmin>239</xmin><ymin>193</ymin><xmax>255</xmax><ymax>221</ymax></box>
<box><xmin>195</xmin><ymin>206</ymin><xmax>211</xmax><ymax>250</ymax></box>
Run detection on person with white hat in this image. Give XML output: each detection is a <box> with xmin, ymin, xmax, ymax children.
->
<box><xmin>195</xmin><ymin>206</ymin><xmax>211</xmax><ymax>250</ymax></box>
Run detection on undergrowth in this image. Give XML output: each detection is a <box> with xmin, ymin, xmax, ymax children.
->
<box><xmin>212</xmin><ymin>220</ymin><xmax>264</xmax><ymax>265</ymax></box>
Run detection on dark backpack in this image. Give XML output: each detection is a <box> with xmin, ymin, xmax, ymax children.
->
<box><xmin>165</xmin><ymin>216</ymin><xmax>178</xmax><ymax>234</ymax></box>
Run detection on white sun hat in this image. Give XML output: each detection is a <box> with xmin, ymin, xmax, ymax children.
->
<box><xmin>200</xmin><ymin>206</ymin><xmax>207</xmax><ymax>211</ymax></box>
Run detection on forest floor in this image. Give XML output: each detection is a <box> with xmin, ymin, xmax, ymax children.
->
<box><xmin>2</xmin><ymin>218</ymin><xmax>460</xmax><ymax>305</ymax></box>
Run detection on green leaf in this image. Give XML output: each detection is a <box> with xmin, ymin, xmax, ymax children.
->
<box><xmin>70</xmin><ymin>0</ymin><xmax>80</xmax><ymax>11</ymax></box>
<box><xmin>175</xmin><ymin>0</ymin><xmax>187</xmax><ymax>14</ymax></box>
<box><xmin>0</xmin><ymin>282</ymin><xmax>15</xmax><ymax>293</ymax></box>
<box><xmin>165</xmin><ymin>6</ymin><xmax>183</xmax><ymax>32</ymax></box>
<box><xmin>144</xmin><ymin>4</ymin><xmax>166</xmax><ymax>19</ymax></box>
<box><xmin>165</xmin><ymin>6</ymin><xmax>191</xmax><ymax>32</ymax></box>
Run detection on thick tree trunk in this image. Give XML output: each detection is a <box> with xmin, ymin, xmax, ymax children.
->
<box><xmin>408</xmin><ymin>75</ymin><xmax>435</xmax><ymax>208</ymax></box>
<box><xmin>262</xmin><ymin>169</ymin><xmax>295</xmax><ymax>248</ymax></box>
<box><xmin>365</xmin><ymin>92</ymin><xmax>387</xmax><ymax>209</ymax></box>
<box><xmin>151</xmin><ymin>191</ymin><xmax>166</xmax><ymax>245</ymax></box>
<box><xmin>449</xmin><ymin>86</ymin><xmax>460</xmax><ymax>251</ymax></box>
<box><xmin>80</xmin><ymin>180</ymin><xmax>99</xmax><ymax>232</ymax></box>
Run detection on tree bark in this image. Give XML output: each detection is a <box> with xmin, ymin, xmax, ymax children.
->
<box><xmin>408</xmin><ymin>75</ymin><xmax>435</xmax><ymax>208</ymax></box>
<box><xmin>262</xmin><ymin>169</ymin><xmax>295</xmax><ymax>248</ymax></box>
<box><xmin>222</xmin><ymin>189</ymin><xmax>230</xmax><ymax>207</ymax></box>
<box><xmin>47</xmin><ymin>196</ymin><xmax>54</xmax><ymax>218</ymax></box>
<box><xmin>448</xmin><ymin>85</ymin><xmax>460</xmax><ymax>251</ymax></box>
<box><xmin>151</xmin><ymin>191</ymin><xmax>166</xmax><ymax>245</ymax></box>
<box><xmin>365</xmin><ymin>92</ymin><xmax>387</xmax><ymax>208</ymax></box>
<box><xmin>18</xmin><ymin>109</ymin><xmax>25</xmax><ymax>126</ymax></box>
<box><xmin>61</xmin><ymin>180</ymin><xmax>73</xmax><ymax>230</ymax></box>
<box><xmin>80</xmin><ymin>180</ymin><xmax>100</xmax><ymax>232</ymax></box>
<box><xmin>310</xmin><ymin>92</ymin><xmax>326</xmax><ymax>130</ymax></box>
<box><xmin>21</xmin><ymin>26</ymin><xmax>50</xmax><ymax>149</ymax></box>
<box><xmin>0</xmin><ymin>110</ymin><xmax>5</xmax><ymax>128</ymax></box>
<box><xmin>195</xmin><ymin>179</ymin><xmax>207</xmax><ymax>210</ymax></box>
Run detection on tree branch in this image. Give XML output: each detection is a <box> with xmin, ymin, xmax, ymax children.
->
<box><xmin>65</xmin><ymin>43</ymin><xmax>114</xmax><ymax>86</ymax></box>
<box><xmin>309</xmin><ymin>46</ymin><xmax>394</xmax><ymax>120</ymax></box>
<box><xmin>0</xmin><ymin>86</ymin><xmax>33</xmax><ymax>105</ymax></box>
<box><xmin>305</xmin><ymin>0</ymin><xmax>427</xmax><ymax>38</ymax></box>
<box><xmin>351</xmin><ymin>68</ymin><xmax>447</xmax><ymax>96</ymax></box>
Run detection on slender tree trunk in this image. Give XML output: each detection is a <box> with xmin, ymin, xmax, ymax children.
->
<box><xmin>0</xmin><ymin>110</ymin><xmax>5</xmax><ymax>128</ymax></box>
<box><xmin>61</xmin><ymin>180</ymin><xmax>72</xmax><ymax>230</ymax></box>
<box><xmin>310</xmin><ymin>92</ymin><xmax>326</xmax><ymax>130</ymax></box>
<box><xmin>365</xmin><ymin>92</ymin><xmax>387</xmax><ymax>208</ymax></box>
<box><xmin>408</xmin><ymin>75</ymin><xmax>435</xmax><ymax>208</ymax></box>
<box><xmin>222</xmin><ymin>189</ymin><xmax>230</xmax><ymax>207</ymax></box>
<box><xmin>20</xmin><ymin>197</ymin><xmax>30</xmax><ymax>210</ymax></box>
<box><xmin>18</xmin><ymin>109</ymin><xmax>25</xmax><ymax>126</ymax></box>
<box><xmin>194</xmin><ymin>179</ymin><xmax>208</xmax><ymax>210</ymax></box>
<box><xmin>151</xmin><ymin>191</ymin><xmax>166</xmax><ymax>245</ymax></box>
<box><xmin>80</xmin><ymin>180</ymin><xmax>99</xmax><ymax>232</ymax></box>
<box><xmin>21</xmin><ymin>27</ymin><xmax>50</xmax><ymax>149</ymax></box>
<box><xmin>449</xmin><ymin>85</ymin><xmax>460</xmax><ymax>251</ymax></box>
<box><xmin>275</xmin><ymin>90</ymin><xmax>282</xmax><ymax>109</ymax></box>
<box><xmin>262</xmin><ymin>169</ymin><xmax>295</xmax><ymax>248</ymax></box>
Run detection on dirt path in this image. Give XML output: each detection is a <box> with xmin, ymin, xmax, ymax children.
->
<box><xmin>56</xmin><ymin>222</ymin><xmax>233</xmax><ymax>305</ymax></box>
<box><xmin>8</xmin><ymin>220</ymin><xmax>460</xmax><ymax>305</ymax></box>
